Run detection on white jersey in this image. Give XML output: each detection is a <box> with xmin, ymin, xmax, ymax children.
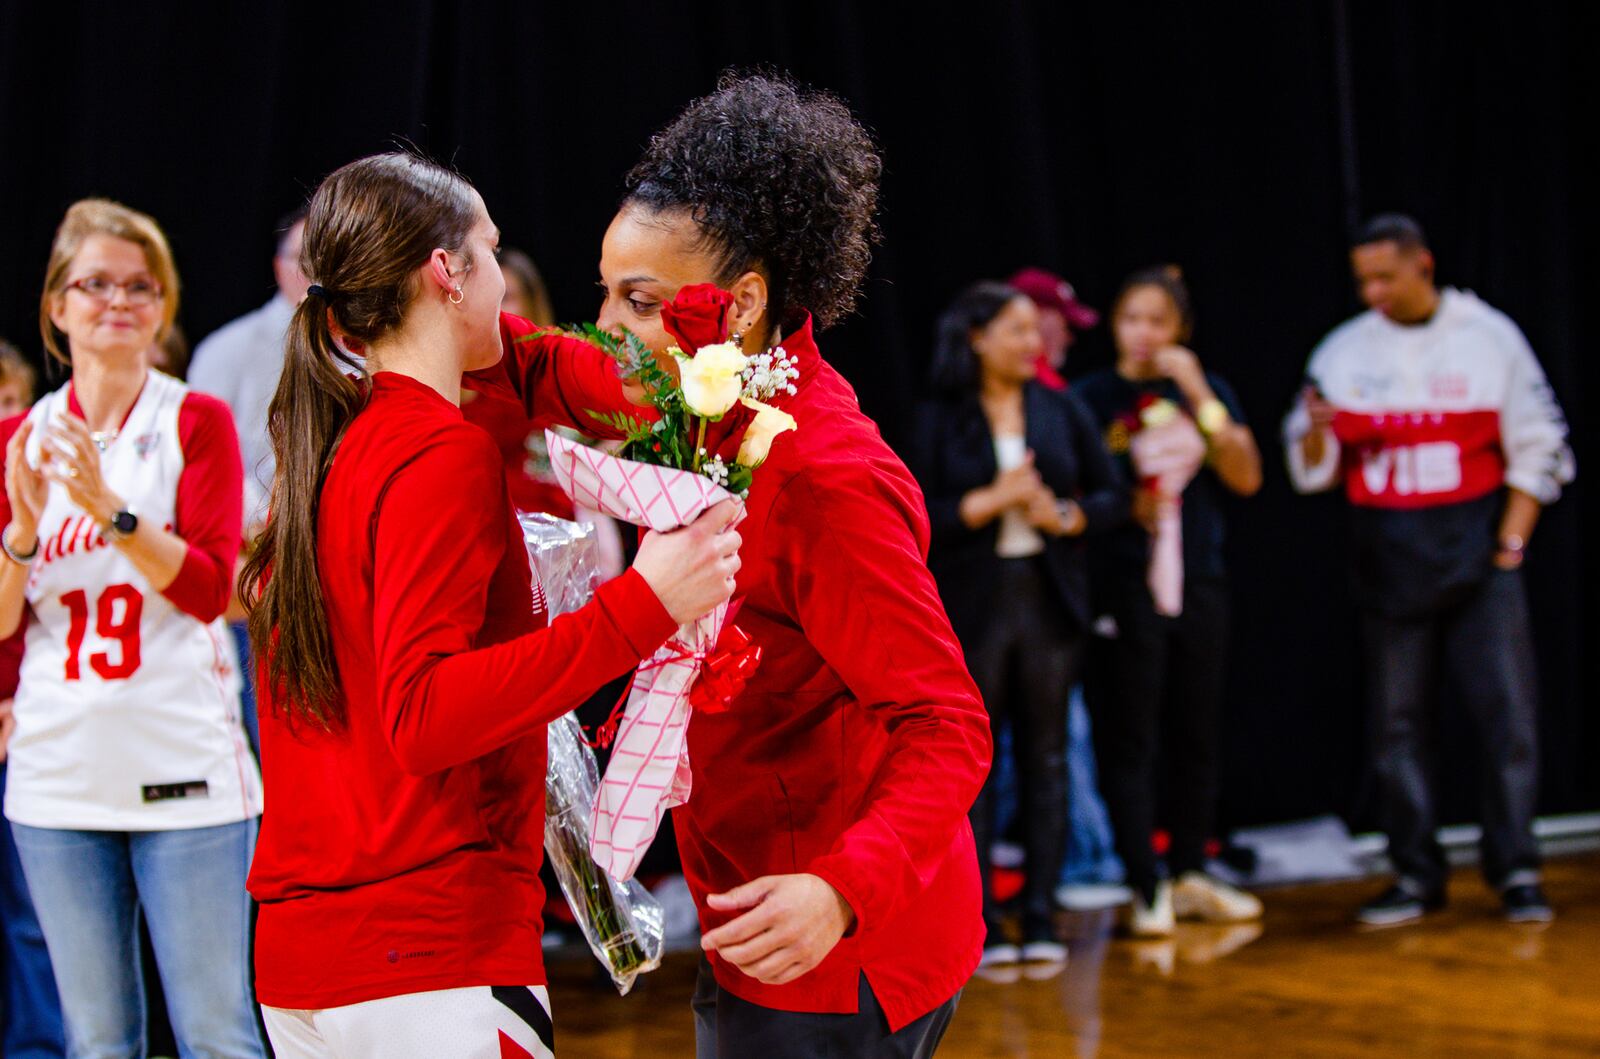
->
<box><xmin>4</xmin><ymin>372</ymin><xmax>263</xmax><ymax>831</ymax></box>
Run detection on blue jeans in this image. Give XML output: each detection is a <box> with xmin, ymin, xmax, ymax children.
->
<box><xmin>10</xmin><ymin>819</ymin><xmax>264</xmax><ymax>1059</ymax></box>
<box><xmin>993</xmin><ymin>690</ymin><xmax>1124</xmax><ymax>888</ymax></box>
<box><xmin>1</xmin><ymin>767</ymin><xmax>65</xmax><ymax>1057</ymax></box>
<box><xmin>229</xmin><ymin>622</ymin><xmax>260</xmax><ymax>758</ymax></box>
<box><xmin>1061</xmin><ymin>687</ymin><xmax>1124</xmax><ymax>886</ymax></box>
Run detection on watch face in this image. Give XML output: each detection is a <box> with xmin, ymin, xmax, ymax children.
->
<box><xmin>112</xmin><ymin>510</ymin><xmax>139</xmax><ymax>534</ymax></box>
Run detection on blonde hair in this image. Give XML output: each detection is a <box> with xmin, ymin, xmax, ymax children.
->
<box><xmin>39</xmin><ymin>198</ymin><xmax>180</xmax><ymax>365</ymax></box>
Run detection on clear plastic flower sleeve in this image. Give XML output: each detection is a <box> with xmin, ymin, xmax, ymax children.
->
<box><xmin>521</xmin><ymin>512</ymin><xmax>665</xmax><ymax>994</ymax></box>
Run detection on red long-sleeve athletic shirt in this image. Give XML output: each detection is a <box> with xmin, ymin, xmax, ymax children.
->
<box><xmin>248</xmin><ymin>340</ymin><xmax>675</xmax><ymax>1009</ymax></box>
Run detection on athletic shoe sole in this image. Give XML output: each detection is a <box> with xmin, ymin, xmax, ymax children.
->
<box><xmin>1019</xmin><ymin>941</ymin><xmax>1069</xmax><ymax>964</ymax></box>
<box><xmin>979</xmin><ymin>944</ymin><xmax>1021</xmax><ymax>967</ymax></box>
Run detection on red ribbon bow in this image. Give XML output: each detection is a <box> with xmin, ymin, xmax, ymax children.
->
<box><xmin>689</xmin><ymin>625</ymin><xmax>762</xmax><ymax>715</ymax></box>
<box><xmin>587</xmin><ymin>624</ymin><xmax>763</xmax><ymax>748</ymax></box>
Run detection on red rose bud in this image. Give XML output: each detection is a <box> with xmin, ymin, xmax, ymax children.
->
<box><xmin>661</xmin><ymin>284</ymin><xmax>736</xmax><ymax>353</ymax></box>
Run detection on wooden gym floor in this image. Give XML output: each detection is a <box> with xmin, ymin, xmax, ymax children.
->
<box><xmin>546</xmin><ymin>852</ymin><xmax>1600</xmax><ymax>1057</ymax></box>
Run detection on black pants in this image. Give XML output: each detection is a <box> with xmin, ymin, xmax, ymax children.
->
<box><xmin>965</xmin><ymin>558</ymin><xmax>1084</xmax><ymax>933</ymax></box>
<box><xmin>1360</xmin><ymin>569</ymin><xmax>1542</xmax><ymax>894</ymax></box>
<box><xmin>1087</xmin><ymin>575</ymin><xmax>1229</xmax><ymax>904</ymax></box>
<box><xmin>692</xmin><ymin>961</ymin><xmax>959</xmax><ymax>1059</ymax></box>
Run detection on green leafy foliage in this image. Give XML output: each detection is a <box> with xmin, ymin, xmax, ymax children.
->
<box><xmin>547</xmin><ymin>323</ymin><xmax>761</xmax><ymax>495</ymax></box>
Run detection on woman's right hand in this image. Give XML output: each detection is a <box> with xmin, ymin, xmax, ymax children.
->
<box><xmin>991</xmin><ymin>454</ymin><xmax>1042</xmax><ymax>507</ymax></box>
<box><xmin>632</xmin><ymin>498</ymin><xmax>744</xmax><ymax>625</ymax></box>
<box><xmin>4</xmin><ymin>421</ymin><xmax>46</xmax><ymax>549</ymax></box>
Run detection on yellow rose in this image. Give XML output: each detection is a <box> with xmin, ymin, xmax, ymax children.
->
<box><xmin>735</xmin><ymin>397</ymin><xmax>797</xmax><ymax>467</ymax></box>
<box><xmin>676</xmin><ymin>342</ymin><xmax>749</xmax><ymax>418</ymax></box>
<box><xmin>1140</xmin><ymin>398</ymin><xmax>1181</xmax><ymax>429</ymax></box>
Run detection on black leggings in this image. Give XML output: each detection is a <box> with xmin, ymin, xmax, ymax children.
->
<box><xmin>1087</xmin><ymin>575</ymin><xmax>1229</xmax><ymax>904</ymax></box>
<box><xmin>965</xmin><ymin>558</ymin><xmax>1085</xmax><ymax>932</ymax></box>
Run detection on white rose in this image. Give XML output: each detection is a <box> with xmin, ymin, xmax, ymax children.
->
<box><xmin>676</xmin><ymin>342</ymin><xmax>749</xmax><ymax>418</ymax></box>
<box><xmin>735</xmin><ymin>397</ymin><xmax>798</xmax><ymax>467</ymax></box>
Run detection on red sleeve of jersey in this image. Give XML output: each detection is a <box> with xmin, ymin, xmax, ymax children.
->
<box><xmin>0</xmin><ymin>413</ymin><xmax>23</xmax><ymax>532</ymax></box>
<box><xmin>371</xmin><ymin>427</ymin><xmax>677</xmax><ymax>775</ymax></box>
<box><xmin>166</xmin><ymin>393</ymin><xmax>244</xmax><ymax>622</ymax></box>
<box><xmin>1</xmin><ymin>414</ymin><xmax>29</xmax><ymax>699</ymax></box>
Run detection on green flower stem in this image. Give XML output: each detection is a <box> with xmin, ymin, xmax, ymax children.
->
<box><xmin>692</xmin><ymin>416</ymin><xmax>708</xmax><ymax>472</ymax></box>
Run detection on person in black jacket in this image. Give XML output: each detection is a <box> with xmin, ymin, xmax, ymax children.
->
<box><xmin>910</xmin><ymin>281</ymin><xmax>1127</xmax><ymax>968</ymax></box>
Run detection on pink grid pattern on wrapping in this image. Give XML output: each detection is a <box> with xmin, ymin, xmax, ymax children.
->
<box><xmin>544</xmin><ymin>431</ymin><xmax>736</xmax><ymax>880</ymax></box>
<box><xmin>588</xmin><ymin>605</ymin><xmax>725</xmax><ymax>880</ymax></box>
<box><xmin>545</xmin><ymin>431</ymin><xmax>732</xmax><ymax>533</ymax></box>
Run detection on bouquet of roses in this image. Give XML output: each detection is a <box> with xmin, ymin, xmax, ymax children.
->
<box><xmin>522</xmin><ymin>512</ymin><xmax>664</xmax><ymax>994</ymax></box>
<box><xmin>539</xmin><ymin>285</ymin><xmax>795</xmax><ymax>881</ymax></box>
<box><xmin>1123</xmin><ymin>394</ymin><xmax>1207</xmax><ymax>617</ymax></box>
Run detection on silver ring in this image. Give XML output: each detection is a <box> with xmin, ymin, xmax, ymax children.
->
<box><xmin>66</xmin><ymin>466</ymin><xmax>80</xmax><ymax>479</ymax></box>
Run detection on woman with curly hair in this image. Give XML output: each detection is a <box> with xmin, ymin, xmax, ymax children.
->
<box><xmin>496</xmin><ymin>73</ymin><xmax>990</xmax><ymax>1057</ymax></box>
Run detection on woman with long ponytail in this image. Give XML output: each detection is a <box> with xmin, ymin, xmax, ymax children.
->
<box><xmin>243</xmin><ymin>153</ymin><xmax>741</xmax><ymax>1056</ymax></box>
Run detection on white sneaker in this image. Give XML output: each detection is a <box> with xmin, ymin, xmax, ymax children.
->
<box><xmin>1127</xmin><ymin>881</ymin><xmax>1175</xmax><ymax>937</ymax></box>
<box><xmin>979</xmin><ymin>940</ymin><xmax>1021</xmax><ymax>967</ymax></box>
<box><xmin>1019</xmin><ymin>937</ymin><xmax>1069</xmax><ymax>964</ymax></box>
<box><xmin>1172</xmin><ymin>872</ymin><xmax>1263</xmax><ymax>923</ymax></box>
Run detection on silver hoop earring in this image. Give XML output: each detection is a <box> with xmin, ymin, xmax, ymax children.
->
<box><xmin>448</xmin><ymin>287</ymin><xmax>464</xmax><ymax>305</ymax></box>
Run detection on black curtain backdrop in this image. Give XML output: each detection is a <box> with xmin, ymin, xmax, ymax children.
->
<box><xmin>2</xmin><ymin>1</ymin><xmax>1593</xmax><ymax>828</ymax></box>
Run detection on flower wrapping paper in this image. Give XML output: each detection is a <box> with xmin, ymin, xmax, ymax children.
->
<box><xmin>1129</xmin><ymin>416</ymin><xmax>1208</xmax><ymax>617</ymax></box>
<box><xmin>545</xmin><ymin>429</ymin><xmax>740</xmax><ymax>881</ymax></box>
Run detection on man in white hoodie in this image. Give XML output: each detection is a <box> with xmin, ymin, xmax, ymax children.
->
<box><xmin>1284</xmin><ymin>214</ymin><xmax>1573</xmax><ymax>927</ymax></box>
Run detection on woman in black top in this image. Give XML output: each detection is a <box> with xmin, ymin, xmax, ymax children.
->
<box><xmin>910</xmin><ymin>281</ymin><xmax>1126</xmax><ymax>967</ymax></box>
<box><xmin>1073</xmin><ymin>266</ymin><xmax>1264</xmax><ymax>936</ymax></box>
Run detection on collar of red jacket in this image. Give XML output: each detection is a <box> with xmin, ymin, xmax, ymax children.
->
<box><xmin>764</xmin><ymin>311</ymin><xmax>820</xmax><ymax>409</ymax></box>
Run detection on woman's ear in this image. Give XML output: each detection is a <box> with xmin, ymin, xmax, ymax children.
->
<box><xmin>728</xmin><ymin>270</ymin><xmax>769</xmax><ymax>345</ymax></box>
<box><xmin>47</xmin><ymin>293</ymin><xmax>69</xmax><ymax>335</ymax></box>
<box><xmin>426</xmin><ymin>248</ymin><xmax>457</xmax><ymax>300</ymax></box>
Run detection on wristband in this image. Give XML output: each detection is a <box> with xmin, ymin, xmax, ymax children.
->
<box><xmin>1196</xmin><ymin>398</ymin><xmax>1231</xmax><ymax>437</ymax></box>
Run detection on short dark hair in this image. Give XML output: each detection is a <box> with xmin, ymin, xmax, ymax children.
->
<box><xmin>929</xmin><ymin>281</ymin><xmax>1029</xmax><ymax>396</ymax></box>
<box><xmin>624</xmin><ymin>72</ymin><xmax>882</xmax><ymax>331</ymax></box>
<box><xmin>1352</xmin><ymin>213</ymin><xmax>1428</xmax><ymax>252</ymax></box>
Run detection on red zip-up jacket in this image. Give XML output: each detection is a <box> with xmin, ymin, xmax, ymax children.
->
<box><xmin>248</xmin><ymin>337</ymin><xmax>676</xmax><ymax>1010</ymax></box>
<box><xmin>493</xmin><ymin>313</ymin><xmax>991</xmax><ymax>1031</ymax></box>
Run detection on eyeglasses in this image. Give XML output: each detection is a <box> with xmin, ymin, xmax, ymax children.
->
<box><xmin>63</xmin><ymin>276</ymin><xmax>164</xmax><ymax>307</ymax></box>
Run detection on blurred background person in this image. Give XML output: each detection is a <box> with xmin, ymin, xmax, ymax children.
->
<box><xmin>1006</xmin><ymin>268</ymin><xmax>1127</xmax><ymax>909</ymax></box>
<box><xmin>190</xmin><ymin>205</ymin><xmax>308</xmax><ymax>531</ymax></box>
<box><xmin>0</xmin><ymin>199</ymin><xmax>263</xmax><ymax>1058</ymax></box>
<box><xmin>1008</xmin><ymin>267</ymin><xmax>1099</xmax><ymax>390</ymax></box>
<box><xmin>0</xmin><ymin>342</ymin><xmax>35</xmax><ymax>419</ymax></box>
<box><xmin>190</xmin><ymin>206</ymin><xmax>308</xmax><ymax>757</ymax></box>
<box><xmin>0</xmin><ymin>338</ymin><xmax>65</xmax><ymax>1059</ymax></box>
<box><xmin>146</xmin><ymin>322</ymin><xmax>190</xmax><ymax>380</ymax></box>
<box><xmin>1284</xmin><ymin>214</ymin><xmax>1574</xmax><ymax>926</ymax></box>
<box><xmin>1074</xmin><ymin>265</ymin><xmax>1264</xmax><ymax>937</ymax></box>
<box><xmin>912</xmin><ymin>280</ymin><xmax>1127</xmax><ymax>967</ymax></box>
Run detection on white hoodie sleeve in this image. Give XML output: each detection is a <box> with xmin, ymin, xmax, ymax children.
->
<box><xmin>1495</xmin><ymin>318</ymin><xmax>1575</xmax><ymax>504</ymax></box>
<box><xmin>1283</xmin><ymin>339</ymin><xmax>1342</xmax><ymax>494</ymax></box>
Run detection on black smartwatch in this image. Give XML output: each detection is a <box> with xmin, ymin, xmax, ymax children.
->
<box><xmin>106</xmin><ymin>508</ymin><xmax>139</xmax><ymax>541</ymax></box>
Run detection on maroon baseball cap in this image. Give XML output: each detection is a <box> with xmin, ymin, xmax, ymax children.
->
<box><xmin>1008</xmin><ymin>268</ymin><xmax>1100</xmax><ymax>331</ymax></box>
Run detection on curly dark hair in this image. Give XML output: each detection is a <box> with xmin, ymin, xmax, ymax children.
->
<box><xmin>624</xmin><ymin>72</ymin><xmax>882</xmax><ymax>331</ymax></box>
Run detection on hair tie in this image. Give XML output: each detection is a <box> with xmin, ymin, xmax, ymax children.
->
<box><xmin>306</xmin><ymin>283</ymin><xmax>332</xmax><ymax>300</ymax></box>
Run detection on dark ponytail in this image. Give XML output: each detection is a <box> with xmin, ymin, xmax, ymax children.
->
<box><xmin>239</xmin><ymin>152</ymin><xmax>478</xmax><ymax>729</ymax></box>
